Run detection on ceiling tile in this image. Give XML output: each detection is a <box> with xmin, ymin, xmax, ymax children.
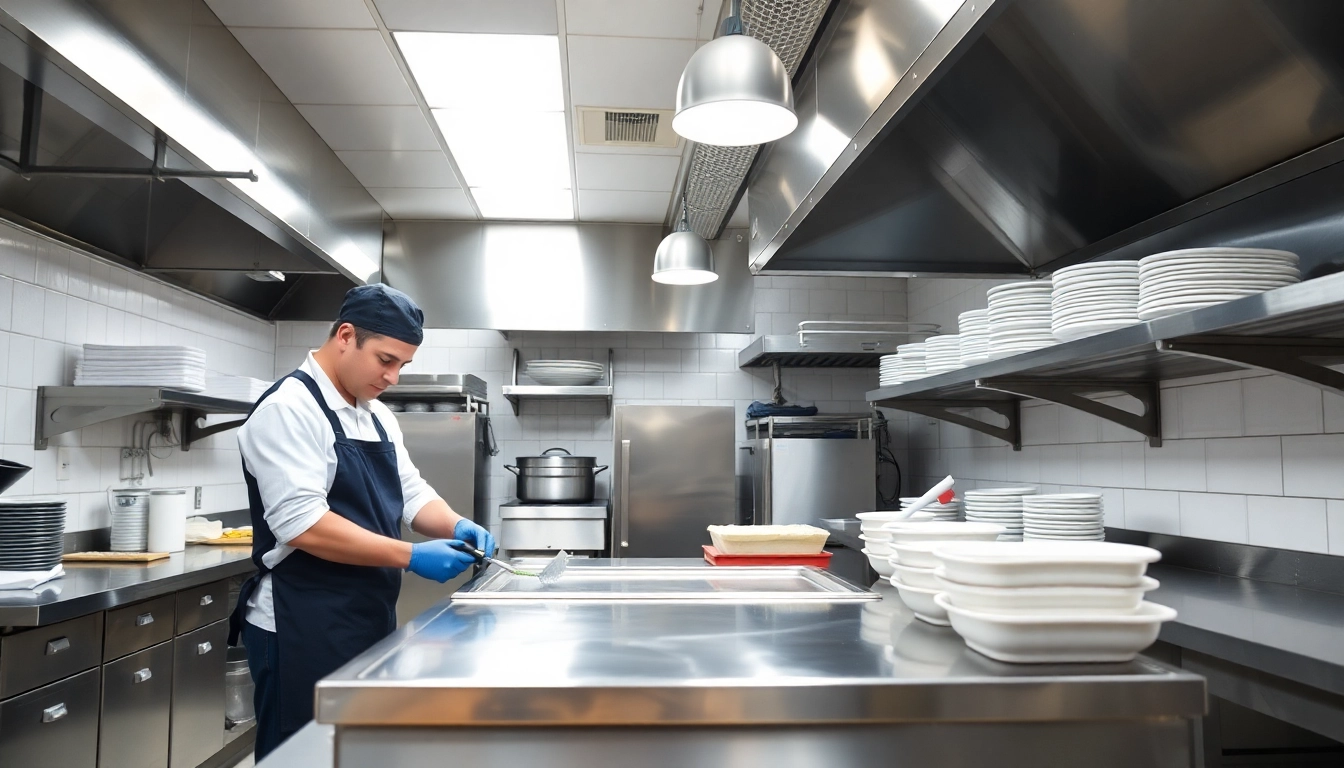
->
<box><xmin>578</xmin><ymin>190</ymin><xmax>671</xmax><ymax>223</ymax></box>
<box><xmin>296</xmin><ymin>105</ymin><xmax>439</xmax><ymax>151</ymax></box>
<box><xmin>373</xmin><ymin>0</ymin><xmax>557</xmax><ymax>33</ymax></box>
<box><xmin>204</xmin><ymin>0</ymin><xmax>375</xmax><ymax>28</ymax></box>
<box><xmin>564</xmin><ymin>0</ymin><xmax>705</xmax><ymax>39</ymax></box>
<box><xmin>229</xmin><ymin>28</ymin><xmax>414</xmax><ymax>105</ymax></box>
<box><xmin>368</xmin><ymin>188</ymin><xmax>476</xmax><ymax>219</ymax></box>
<box><xmin>566</xmin><ymin>36</ymin><xmax>694</xmax><ymax>111</ymax></box>
<box><xmin>575</xmin><ymin>153</ymin><xmax>680</xmax><ymax>192</ymax></box>
<box><xmin>335</xmin><ymin>150</ymin><xmax>461</xmax><ymax>187</ymax></box>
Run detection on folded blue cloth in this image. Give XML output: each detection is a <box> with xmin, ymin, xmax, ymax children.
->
<box><xmin>746</xmin><ymin>401</ymin><xmax>819</xmax><ymax>419</ymax></box>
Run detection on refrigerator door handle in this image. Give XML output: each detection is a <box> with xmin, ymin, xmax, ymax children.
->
<box><xmin>619</xmin><ymin>439</ymin><xmax>631</xmax><ymax>549</ymax></box>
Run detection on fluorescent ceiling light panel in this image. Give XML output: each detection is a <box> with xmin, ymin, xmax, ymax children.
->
<box><xmin>395</xmin><ymin>32</ymin><xmax>564</xmax><ymax>111</ymax></box>
<box><xmin>432</xmin><ymin>110</ymin><xmax>570</xmax><ymax>188</ymax></box>
<box><xmin>472</xmin><ymin>188</ymin><xmax>574</xmax><ymax>220</ymax></box>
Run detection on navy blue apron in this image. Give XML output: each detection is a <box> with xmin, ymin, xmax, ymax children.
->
<box><xmin>228</xmin><ymin>370</ymin><xmax>403</xmax><ymax>749</ymax></box>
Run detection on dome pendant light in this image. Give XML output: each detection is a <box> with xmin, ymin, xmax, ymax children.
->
<box><xmin>653</xmin><ymin>196</ymin><xmax>718</xmax><ymax>285</ymax></box>
<box><xmin>673</xmin><ymin>0</ymin><xmax>797</xmax><ymax>147</ymax></box>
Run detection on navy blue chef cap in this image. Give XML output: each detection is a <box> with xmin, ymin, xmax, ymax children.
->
<box><xmin>338</xmin><ymin>284</ymin><xmax>424</xmax><ymax>346</ymax></box>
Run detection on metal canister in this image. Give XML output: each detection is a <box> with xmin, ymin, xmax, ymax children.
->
<box><xmin>225</xmin><ymin>645</ymin><xmax>255</xmax><ymax>727</ymax></box>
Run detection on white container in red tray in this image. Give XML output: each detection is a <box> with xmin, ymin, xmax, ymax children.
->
<box><xmin>706</xmin><ymin>524</ymin><xmax>829</xmax><ymax>555</ymax></box>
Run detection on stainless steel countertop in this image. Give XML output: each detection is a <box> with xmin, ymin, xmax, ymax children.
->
<box><xmin>0</xmin><ymin>545</ymin><xmax>255</xmax><ymax>626</ymax></box>
<box><xmin>316</xmin><ymin>559</ymin><xmax>1203</xmax><ymax>727</ymax></box>
<box><xmin>256</xmin><ymin>722</ymin><xmax>333</xmax><ymax>768</ymax></box>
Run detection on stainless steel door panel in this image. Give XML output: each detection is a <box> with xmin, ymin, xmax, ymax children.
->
<box><xmin>100</xmin><ymin>641</ymin><xmax>173</xmax><ymax>768</ymax></box>
<box><xmin>769</xmin><ymin>439</ymin><xmax>876</xmax><ymax>526</ymax></box>
<box><xmin>169</xmin><ymin>620</ymin><xmax>227</xmax><ymax>768</ymax></box>
<box><xmin>174</xmin><ymin>579</ymin><xmax>228</xmax><ymax>635</ymax></box>
<box><xmin>0</xmin><ymin>612</ymin><xmax>103</xmax><ymax>698</ymax></box>
<box><xmin>0</xmin><ymin>667</ymin><xmax>100</xmax><ymax>768</ymax></box>
<box><xmin>104</xmin><ymin>595</ymin><xmax>175</xmax><ymax>663</ymax></box>
<box><xmin>395</xmin><ymin>412</ymin><xmax>480</xmax><ymax>522</ymax></box>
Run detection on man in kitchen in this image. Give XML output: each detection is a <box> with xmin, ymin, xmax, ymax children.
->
<box><xmin>228</xmin><ymin>283</ymin><xmax>496</xmax><ymax>759</ymax></box>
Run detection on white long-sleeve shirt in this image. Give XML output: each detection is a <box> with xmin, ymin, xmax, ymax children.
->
<box><xmin>238</xmin><ymin>353</ymin><xmax>440</xmax><ymax>631</ymax></box>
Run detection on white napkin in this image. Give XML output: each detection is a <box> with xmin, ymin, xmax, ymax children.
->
<box><xmin>0</xmin><ymin>565</ymin><xmax>64</xmax><ymax>590</ymax></box>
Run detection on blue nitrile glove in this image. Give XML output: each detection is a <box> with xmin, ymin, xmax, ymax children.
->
<box><xmin>407</xmin><ymin>540</ymin><xmax>477</xmax><ymax>583</ymax></box>
<box><xmin>454</xmin><ymin>518</ymin><xmax>496</xmax><ymax>560</ymax></box>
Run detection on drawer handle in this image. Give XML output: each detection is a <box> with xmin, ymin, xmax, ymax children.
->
<box><xmin>197</xmin><ymin>641</ymin><xmax>213</xmax><ymax>655</ymax></box>
<box><xmin>135</xmin><ymin>612</ymin><xmax>154</xmax><ymax>627</ymax></box>
<box><xmin>45</xmin><ymin>637</ymin><xmax>70</xmax><ymax>655</ymax></box>
<box><xmin>199</xmin><ymin>595</ymin><xmax>214</xmax><ymax>607</ymax></box>
<box><xmin>42</xmin><ymin>703</ymin><xmax>67</xmax><ymax>723</ymax></box>
<box><xmin>133</xmin><ymin>668</ymin><xmax>153</xmax><ymax>684</ymax></box>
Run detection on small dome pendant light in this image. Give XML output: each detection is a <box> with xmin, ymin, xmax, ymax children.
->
<box><xmin>673</xmin><ymin>0</ymin><xmax>797</xmax><ymax>147</ymax></box>
<box><xmin>653</xmin><ymin>196</ymin><xmax>718</xmax><ymax>285</ymax></box>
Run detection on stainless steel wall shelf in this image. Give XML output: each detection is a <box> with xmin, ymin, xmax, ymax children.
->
<box><xmin>738</xmin><ymin>321</ymin><xmax>940</xmax><ymax>369</ymax></box>
<box><xmin>868</xmin><ymin>274</ymin><xmax>1344</xmax><ymax>447</ymax></box>
<box><xmin>35</xmin><ymin>387</ymin><xmax>251</xmax><ymax>451</ymax></box>
<box><xmin>501</xmin><ymin>349</ymin><xmax>614</xmax><ymax>416</ymax></box>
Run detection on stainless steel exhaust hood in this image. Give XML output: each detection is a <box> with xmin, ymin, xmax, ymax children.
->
<box><xmin>748</xmin><ymin>0</ymin><xmax>1344</xmax><ymax>278</ymax></box>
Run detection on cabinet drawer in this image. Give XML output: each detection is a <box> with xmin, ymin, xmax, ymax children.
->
<box><xmin>0</xmin><ymin>667</ymin><xmax>100</xmax><ymax>768</ymax></box>
<box><xmin>169</xmin><ymin>620</ymin><xmax>226</xmax><ymax>768</ymax></box>
<box><xmin>100</xmin><ymin>641</ymin><xmax>172</xmax><ymax>768</ymax></box>
<box><xmin>174</xmin><ymin>580</ymin><xmax>228</xmax><ymax>635</ymax></box>
<box><xmin>104</xmin><ymin>595</ymin><xmax>175</xmax><ymax>663</ymax></box>
<box><xmin>0</xmin><ymin>613</ymin><xmax>104</xmax><ymax>699</ymax></box>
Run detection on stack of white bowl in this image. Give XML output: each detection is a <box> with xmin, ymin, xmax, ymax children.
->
<box><xmin>987</xmin><ymin>282</ymin><xmax>1056</xmax><ymax>358</ymax></box>
<box><xmin>857</xmin><ymin>511</ymin><xmax>911</xmax><ymax>578</ymax></box>
<box><xmin>1050</xmin><ymin>261</ymin><xmax>1141</xmax><ymax>341</ymax></box>
<box><xmin>893</xmin><ymin>343</ymin><xmax>928</xmax><ymax>381</ymax></box>
<box><xmin>880</xmin><ymin>522</ymin><xmax>1006</xmax><ymax>626</ymax></box>
<box><xmin>930</xmin><ymin>541</ymin><xmax>1175</xmax><ymax>663</ymax></box>
<box><xmin>963</xmin><ymin>487</ymin><xmax>1037</xmax><ymax>541</ymax></box>
<box><xmin>923</xmin><ymin>335</ymin><xmax>964</xmax><ymax>374</ymax></box>
<box><xmin>899</xmin><ymin>497</ymin><xmax>959</xmax><ymax>521</ymax></box>
<box><xmin>1023</xmin><ymin>494</ymin><xmax>1104</xmax><ymax>541</ymax></box>
<box><xmin>958</xmin><ymin>310</ymin><xmax>990</xmax><ymax>365</ymax></box>
<box><xmin>1137</xmin><ymin>248</ymin><xmax>1300</xmax><ymax>321</ymax></box>
<box><xmin>878</xmin><ymin>354</ymin><xmax>903</xmax><ymax>387</ymax></box>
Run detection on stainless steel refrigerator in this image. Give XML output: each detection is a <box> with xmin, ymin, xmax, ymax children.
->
<box><xmin>611</xmin><ymin>405</ymin><xmax>735</xmax><ymax>558</ymax></box>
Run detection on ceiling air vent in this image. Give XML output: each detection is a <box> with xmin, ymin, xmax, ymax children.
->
<box><xmin>578</xmin><ymin>107</ymin><xmax>679</xmax><ymax>148</ymax></box>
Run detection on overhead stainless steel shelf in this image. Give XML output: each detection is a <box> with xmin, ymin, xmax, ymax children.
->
<box><xmin>738</xmin><ymin>321</ymin><xmax>940</xmax><ymax>369</ymax></box>
<box><xmin>35</xmin><ymin>387</ymin><xmax>253</xmax><ymax>450</ymax></box>
<box><xmin>867</xmin><ymin>274</ymin><xmax>1344</xmax><ymax>449</ymax></box>
<box><xmin>501</xmin><ymin>349</ymin><xmax>614</xmax><ymax>416</ymax></box>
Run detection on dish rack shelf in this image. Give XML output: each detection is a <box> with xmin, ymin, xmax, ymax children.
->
<box><xmin>738</xmin><ymin>321</ymin><xmax>940</xmax><ymax>369</ymax></box>
<box><xmin>34</xmin><ymin>387</ymin><xmax>253</xmax><ymax>450</ymax></box>
<box><xmin>868</xmin><ymin>272</ymin><xmax>1344</xmax><ymax>450</ymax></box>
<box><xmin>502</xmin><ymin>349</ymin><xmax>614</xmax><ymax>416</ymax></box>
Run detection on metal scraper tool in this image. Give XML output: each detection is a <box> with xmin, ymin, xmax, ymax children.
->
<box><xmin>454</xmin><ymin>544</ymin><xmax>570</xmax><ymax>585</ymax></box>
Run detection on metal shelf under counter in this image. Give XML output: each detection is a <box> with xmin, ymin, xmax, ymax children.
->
<box><xmin>501</xmin><ymin>349</ymin><xmax>613</xmax><ymax>415</ymax></box>
<box><xmin>34</xmin><ymin>386</ymin><xmax>254</xmax><ymax>450</ymax></box>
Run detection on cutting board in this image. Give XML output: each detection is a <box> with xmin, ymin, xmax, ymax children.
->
<box><xmin>702</xmin><ymin>545</ymin><xmax>832</xmax><ymax>567</ymax></box>
<box><xmin>202</xmin><ymin>536</ymin><xmax>252</xmax><ymax>546</ymax></box>
<box><xmin>64</xmin><ymin>551</ymin><xmax>171</xmax><ymax>562</ymax></box>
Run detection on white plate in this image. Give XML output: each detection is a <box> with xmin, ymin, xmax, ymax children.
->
<box><xmin>965</xmin><ymin>487</ymin><xmax>1038</xmax><ymax>497</ymax></box>
<box><xmin>936</xmin><ymin>594</ymin><xmax>1175</xmax><ymax>663</ymax></box>
<box><xmin>1138</xmin><ymin>247</ymin><xmax>1297</xmax><ymax>265</ymax></box>
<box><xmin>891</xmin><ymin>579</ymin><xmax>950</xmax><ymax>626</ymax></box>
<box><xmin>935</xmin><ymin>572</ymin><xmax>1159</xmax><ymax>615</ymax></box>
<box><xmin>987</xmin><ymin>282</ymin><xmax>1054</xmax><ymax>297</ymax></box>
<box><xmin>863</xmin><ymin>548</ymin><xmax>897</xmax><ymax>577</ymax></box>
<box><xmin>932</xmin><ymin>541</ymin><xmax>1160</xmax><ymax>587</ymax></box>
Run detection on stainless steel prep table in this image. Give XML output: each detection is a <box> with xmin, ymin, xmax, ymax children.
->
<box><xmin>0</xmin><ymin>545</ymin><xmax>255</xmax><ymax>627</ymax></box>
<box><xmin>314</xmin><ymin>560</ymin><xmax>1205</xmax><ymax>768</ymax></box>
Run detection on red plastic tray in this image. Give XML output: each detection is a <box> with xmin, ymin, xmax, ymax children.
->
<box><xmin>702</xmin><ymin>545</ymin><xmax>832</xmax><ymax>567</ymax></box>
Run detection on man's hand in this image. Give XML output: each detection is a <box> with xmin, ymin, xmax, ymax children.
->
<box><xmin>454</xmin><ymin>519</ymin><xmax>496</xmax><ymax>559</ymax></box>
<box><xmin>406</xmin><ymin>540</ymin><xmax>477</xmax><ymax>583</ymax></box>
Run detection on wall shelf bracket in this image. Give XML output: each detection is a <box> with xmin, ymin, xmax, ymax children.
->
<box><xmin>181</xmin><ymin>411</ymin><xmax>248</xmax><ymax>452</ymax></box>
<box><xmin>976</xmin><ymin>378</ymin><xmax>1163</xmax><ymax>447</ymax></box>
<box><xmin>1157</xmin><ymin>337</ymin><xmax>1344</xmax><ymax>395</ymax></box>
<box><xmin>883</xmin><ymin>399</ymin><xmax>1021</xmax><ymax>450</ymax></box>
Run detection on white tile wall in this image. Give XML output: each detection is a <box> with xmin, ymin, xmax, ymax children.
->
<box><xmin>0</xmin><ymin>221</ymin><xmax>274</xmax><ymax>531</ymax></box>
<box><xmin>276</xmin><ymin>275</ymin><xmax>909</xmax><ymax>541</ymax></box>
<box><xmin>902</xmin><ymin>276</ymin><xmax>1344</xmax><ymax>556</ymax></box>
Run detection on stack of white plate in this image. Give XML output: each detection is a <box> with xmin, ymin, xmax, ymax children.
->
<box><xmin>75</xmin><ymin>345</ymin><xmax>208</xmax><ymax>392</ymax></box>
<box><xmin>879</xmin><ymin>354</ymin><xmax>903</xmax><ymax>387</ymax></box>
<box><xmin>1136</xmin><ymin>248</ymin><xmax>1300</xmax><ymax>321</ymax></box>
<box><xmin>963</xmin><ymin>487</ymin><xmax>1038</xmax><ymax>542</ymax></box>
<box><xmin>1051</xmin><ymin>261</ymin><xmax>1141</xmax><ymax>341</ymax></box>
<box><xmin>958</xmin><ymin>310</ymin><xmax>990</xmax><ymax>365</ymax></box>
<box><xmin>0</xmin><ymin>498</ymin><xmax>66</xmax><ymax>571</ymax></box>
<box><xmin>986</xmin><ymin>282</ymin><xmax>1056</xmax><ymax>359</ymax></box>
<box><xmin>109</xmin><ymin>489</ymin><xmax>149</xmax><ymax>552</ymax></box>
<box><xmin>1022</xmin><ymin>493</ymin><xmax>1105</xmax><ymax>541</ymax></box>
<box><xmin>923</xmin><ymin>335</ymin><xmax>964</xmax><ymax>374</ymax></box>
<box><xmin>899</xmin><ymin>497</ymin><xmax>959</xmax><ymax>521</ymax></box>
<box><xmin>204</xmin><ymin>373</ymin><xmax>273</xmax><ymax>403</ymax></box>
<box><xmin>930</xmin><ymin>541</ymin><xmax>1173</xmax><ymax>663</ymax></box>
<box><xmin>880</xmin><ymin>522</ymin><xmax>1006</xmax><ymax>626</ymax></box>
<box><xmin>893</xmin><ymin>343</ymin><xmax>928</xmax><ymax>381</ymax></box>
<box><xmin>524</xmin><ymin>359</ymin><xmax>604</xmax><ymax>386</ymax></box>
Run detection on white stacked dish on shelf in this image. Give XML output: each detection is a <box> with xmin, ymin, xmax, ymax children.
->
<box><xmin>881</xmin><ymin>521</ymin><xmax>1006</xmax><ymax>626</ymax></box>
<box><xmin>1023</xmin><ymin>493</ymin><xmax>1105</xmax><ymax>541</ymax></box>
<box><xmin>524</xmin><ymin>359</ymin><xmax>605</xmax><ymax>386</ymax></box>
<box><xmin>930</xmin><ymin>541</ymin><xmax>1173</xmax><ymax>663</ymax></box>
<box><xmin>75</xmin><ymin>345</ymin><xmax>208</xmax><ymax>392</ymax></box>
<box><xmin>893</xmin><ymin>343</ymin><xmax>928</xmax><ymax>382</ymax></box>
<box><xmin>899</xmin><ymin>497</ymin><xmax>959</xmax><ymax>521</ymax></box>
<box><xmin>923</xmin><ymin>335</ymin><xmax>965</xmax><ymax>374</ymax></box>
<box><xmin>879</xmin><ymin>354</ymin><xmax>903</xmax><ymax>386</ymax></box>
<box><xmin>1136</xmin><ymin>248</ymin><xmax>1300</xmax><ymax>321</ymax></box>
<box><xmin>0</xmin><ymin>498</ymin><xmax>67</xmax><ymax>571</ymax></box>
<box><xmin>1050</xmin><ymin>261</ymin><xmax>1141</xmax><ymax>341</ymax></box>
<box><xmin>986</xmin><ymin>282</ymin><xmax>1056</xmax><ymax>358</ymax></box>
<box><xmin>963</xmin><ymin>487</ymin><xmax>1037</xmax><ymax>541</ymax></box>
<box><xmin>958</xmin><ymin>310</ymin><xmax>990</xmax><ymax>365</ymax></box>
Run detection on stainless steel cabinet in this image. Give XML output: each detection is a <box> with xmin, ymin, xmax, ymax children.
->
<box><xmin>100</xmin><ymin>641</ymin><xmax>172</xmax><ymax>768</ymax></box>
<box><xmin>104</xmin><ymin>596</ymin><xmax>175</xmax><ymax>663</ymax></box>
<box><xmin>174</xmin><ymin>580</ymin><xmax>228</xmax><ymax>635</ymax></box>
<box><xmin>0</xmin><ymin>612</ymin><xmax>104</xmax><ymax>698</ymax></box>
<box><xmin>168</xmin><ymin>620</ymin><xmax>226</xmax><ymax>768</ymax></box>
<box><xmin>0</xmin><ymin>666</ymin><xmax>100</xmax><ymax>768</ymax></box>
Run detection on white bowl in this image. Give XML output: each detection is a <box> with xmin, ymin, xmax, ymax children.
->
<box><xmin>857</xmin><ymin>511</ymin><xmax>919</xmax><ymax>523</ymax></box>
<box><xmin>863</xmin><ymin>548</ymin><xmax>896</xmax><ymax>577</ymax></box>
<box><xmin>933</xmin><ymin>541</ymin><xmax>1161</xmax><ymax>588</ymax></box>
<box><xmin>880</xmin><ymin>521</ymin><xmax>1006</xmax><ymax>544</ymax></box>
<box><xmin>889</xmin><ymin>541</ymin><xmax>941</xmax><ymax>568</ymax></box>
<box><xmin>858</xmin><ymin>535</ymin><xmax>892</xmax><ymax>556</ymax></box>
<box><xmin>859</xmin><ymin>525</ymin><xmax>894</xmax><ymax>538</ymax></box>
<box><xmin>891</xmin><ymin>561</ymin><xmax>939</xmax><ymax>589</ymax></box>
<box><xmin>889</xmin><ymin>579</ymin><xmax>950</xmax><ymax>626</ymax></box>
<box><xmin>935</xmin><ymin>594</ymin><xmax>1176</xmax><ymax>663</ymax></box>
<box><xmin>935</xmin><ymin>572</ymin><xmax>1159</xmax><ymax>615</ymax></box>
